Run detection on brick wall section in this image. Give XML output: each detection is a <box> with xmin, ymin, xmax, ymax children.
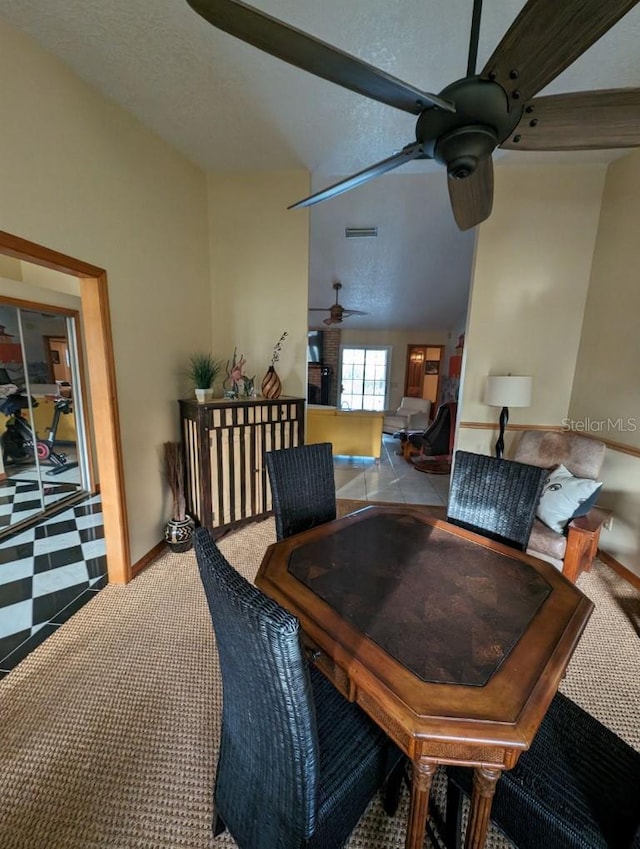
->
<box><xmin>322</xmin><ymin>329</ymin><xmax>341</xmax><ymax>406</ymax></box>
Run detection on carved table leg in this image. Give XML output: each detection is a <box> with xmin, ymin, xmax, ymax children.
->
<box><xmin>464</xmin><ymin>766</ymin><xmax>501</xmax><ymax>849</ymax></box>
<box><xmin>405</xmin><ymin>759</ymin><xmax>437</xmax><ymax>849</ymax></box>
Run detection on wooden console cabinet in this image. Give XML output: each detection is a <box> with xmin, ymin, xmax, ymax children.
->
<box><xmin>179</xmin><ymin>396</ymin><xmax>305</xmax><ymax>533</ymax></box>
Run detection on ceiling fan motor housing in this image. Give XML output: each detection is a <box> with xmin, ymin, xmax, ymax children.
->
<box><xmin>435</xmin><ymin>126</ymin><xmax>498</xmax><ymax>179</ymax></box>
<box><xmin>417</xmin><ymin>77</ymin><xmax>523</xmax><ymax>178</ymax></box>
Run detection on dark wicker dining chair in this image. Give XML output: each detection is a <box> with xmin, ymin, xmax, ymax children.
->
<box><xmin>265</xmin><ymin>442</ymin><xmax>337</xmax><ymax>540</ymax></box>
<box><xmin>447</xmin><ymin>450</ymin><xmax>547</xmax><ymax>550</ymax></box>
<box><xmin>445</xmin><ymin>691</ymin><xmax>640</xmax><ymax>849</ymax></box>
<box><xmin>194</xmin><ymin>528</ymin><xmax>403</xmax><ymax>849</ymax></box>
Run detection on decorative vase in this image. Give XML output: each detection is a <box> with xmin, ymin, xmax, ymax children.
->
<box><xmin>261</xmin><ymin>365</ymin><xmax>282</xmax><ymax>400</ymax></box>
<box><xmin>164</xmin><ymin>517</ymin><xmax>195</xmax><ymax>552</ymax></box>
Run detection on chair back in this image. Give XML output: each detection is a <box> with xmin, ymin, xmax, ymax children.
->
<box><xmin>514</xmin><ymin>430</ymin><xmax>605</xmax><ymax>480</ymax></box>
<box><xmin>265</xmin><ymin>442</ymin><xmax>336</xmax><ymax>540</ymax></box>
<box><xmin>448</xmin><ymin>691</ymin><xmax>640</xmax><ymax>849</ymax></box>
<box><xmin>194</xmin><ymin>528</ymin><xmax>318</xmax><ymax>849</ymax></box>
<box><xmin>424</xmin><ymin>401</ymin><xmax>457</xmax><ymax>455</ymax></box>
<box><xmin>448</xmin><ymin>451</ymin><xmax>546</xmax><ymax>550</ymax></box>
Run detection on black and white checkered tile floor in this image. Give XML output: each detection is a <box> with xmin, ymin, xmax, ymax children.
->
<box><xmin>0</xmin><ymin>493</ymin><xmax>106</xmax><ymax>676</ymax></box>
<box><xmin>0</xmin><ymin>478</ymin><xmax>82</xmax><ymax>528</ymax></box>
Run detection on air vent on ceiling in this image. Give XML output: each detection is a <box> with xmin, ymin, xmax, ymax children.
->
<box><xmin>345</xmin><ymin>227</ymin><xmax>378</xmax><ymax>238</ymax></box>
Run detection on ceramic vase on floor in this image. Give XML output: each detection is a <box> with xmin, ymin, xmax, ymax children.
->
<box><xmin>261</xmin><ymin>366</ymin><xmax>282</xmax><ymax>399</ymax></box>
<box><xmin>164</xmin><ymin>517</ymin><xmax>195</xmax><ymax>552</ymax></box>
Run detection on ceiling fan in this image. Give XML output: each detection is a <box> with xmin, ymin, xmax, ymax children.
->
<box><xmin>309</xmin><ymin>282</ymin><xmax>368</xmax><ymax>326</ymax></box>
<box><xmin>185</xmin><ymin>0</ymin><xmax>640</xmax><ymax>231</ymax></box>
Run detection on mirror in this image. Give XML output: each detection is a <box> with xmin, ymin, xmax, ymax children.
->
<box><xmin>0</xmin><ymin>304</ymin><xmax>89</xmax><ymax>533</ymax></box>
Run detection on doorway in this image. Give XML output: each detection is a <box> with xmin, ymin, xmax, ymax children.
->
<box><xmin>404</xmin><ymin>344</ymin><xmax>445</xmax><ymax>413</ymax></box>
<box><xmin>0</xmin><ymin>230</ymin><xmax>130</xmax><ymax>584</ymax></box>
<box><xmin>45</xmin><ymin>336</ymin><xmax>72</xmax><ymax>385</ymax></box>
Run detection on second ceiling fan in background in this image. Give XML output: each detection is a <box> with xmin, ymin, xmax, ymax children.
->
<box><xmin>309</xmin><ymin>282</ymin><xmax>368</xmax><ymax>326</ymax></box>
<box><xmin>186</xmin><ymin>0</ymin><xmax>640</xmax><ymax>230</ymax></box>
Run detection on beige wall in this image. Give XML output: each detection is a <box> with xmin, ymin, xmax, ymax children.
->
<box><xmin>569</xmin><ymin>150</ymin><xmax>640</xmax><ymax>576</ymax></box>
<box><xmin>0</xmin><ymin>19</ymin><xmax>211</xmax><ymax>563</ymax></box>
<box><xmin>0</xmin><ymin>275</ymin><xmax>81</xmax><ymax>312</ymax></box>
<box><xmin>207</xmin><ymin>171</ymin><xmax>310</xmax><ymax>399</ymax></box>
<box><xmin>340</xmin><ymin>328</ymin><xmax>449</xmax><ymax>410</ymax></box>
<box><xmin>457</xmin><ymin>164</ymin><xmax>607</xmax><ymax>456</ymax></box>
<box><xmin>20</xmin><ymin>262</ymin><xmax>81</xmax><ymax>297</ymax></box>
<box><xmin>0</xmin><ymin>256</ymin><xmax>22</xmax><ymax>280</ymax></box>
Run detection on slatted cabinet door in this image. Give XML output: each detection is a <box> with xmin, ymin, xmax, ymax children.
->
<box><xmin>179</xmin><ymin>397</ymin><xmax>305</xmax><ymax>533</ymax></box>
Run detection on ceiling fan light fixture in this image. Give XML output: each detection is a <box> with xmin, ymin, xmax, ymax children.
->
<box><xmin>434</xmin><ymin>125</ymin><xmax>499</xmax><ymax>177</ymax></box>
<box><xmin>345</xmin><ymin>227</ymin><xmax>378</xmax><ymax>238</ymax></box>
<box><xmin>448</xmin><ymin>156</ymin><xmax>477</xmax><ymax>180</ymax></box>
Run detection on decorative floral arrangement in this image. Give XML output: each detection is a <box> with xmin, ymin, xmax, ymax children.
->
<box><xmin>227</xmin><ymin>348</ymin><xmax>247</xmax><ymax>385</ymax></box>
<box><xmin>221</xmin><ymin>348</ymin><xmax>255</xmax><ymax>398</ymax></box>
<box><xmin>270</xmin><ymin>331</ymin><xmax>288</xmax><ymax>368</ymax></box>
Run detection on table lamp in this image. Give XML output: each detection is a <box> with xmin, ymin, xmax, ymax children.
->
<box><xmin>484</xmin><ymin>375</ymin><xmax>532</xmax><ymax>459</ymax></box>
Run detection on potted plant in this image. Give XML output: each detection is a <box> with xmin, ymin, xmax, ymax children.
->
<box><xmin>188</xmin><ymin>352</ymin><xmax>222</xmax><ymax>402</ymax></box>
<box><xmin>163</xmin><ymin>441</ymin><xmax>194</xmax><ymax>552</ymax></box>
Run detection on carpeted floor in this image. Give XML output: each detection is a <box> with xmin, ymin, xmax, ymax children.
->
<box><xmin>1</xmin><ymin>502</ymin><xmax>639</xmax><ymax>849</ymax></box>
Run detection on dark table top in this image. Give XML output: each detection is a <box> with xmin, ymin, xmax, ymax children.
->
<box><xmin>288</xmin><ymin>511</ymin><xmax>552</xmax><ymax>687</ymax></box>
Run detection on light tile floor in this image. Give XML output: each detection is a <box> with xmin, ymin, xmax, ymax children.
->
<box><xmin>333</xmin><ymin>434</ymin><xmax>450</xmax><ymax>506</ymax></box>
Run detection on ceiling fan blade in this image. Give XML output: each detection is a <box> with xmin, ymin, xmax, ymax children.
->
<box><xmin>501</xmin><ymin>88</ymin><xmax>640</xmax><ymax>150</ymax></box>
<box><xmin>289</xmin><ymin>142</ymin><xmax>424</xmax><ymax>210</ymax></box>
<box><xmin>482</xmin><ymin>0</ymin><xmax>639</xmax><ymax>107</ymax></box>
<box><xmin>186</xmin><ymin>0</ymin><xmax>454</xmax><ymax>114</ymax></box>
<box><xmin>447</xmin><ymin>156</ymin><xmax>493</xmax><ymax>231</ymax></box>
<box><xmin>341</xmin><ymin>310</ymin><xmax>368</xmax><ymax>317</ymax></box>
<box><xmin>309</xmin><ymin>307</ymin><xmax>332</xmax><ymax>311</ymax></box>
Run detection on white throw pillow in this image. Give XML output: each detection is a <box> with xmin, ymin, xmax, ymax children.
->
<box><xmin>536</xmin><ymin>464</ymin><xmax>602</xmax><ymax>534</ymax></box>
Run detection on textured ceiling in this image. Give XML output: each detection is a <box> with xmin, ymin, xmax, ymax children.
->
<box><xmin>2</xmin><ymin>0</ymin><xmax>640</xmax><ymax>330</ymax></box>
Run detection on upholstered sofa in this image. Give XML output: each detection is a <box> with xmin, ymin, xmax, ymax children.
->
<box><xmin>382</xmin><ymin>397</ymin><xmax>431</xmax><ymax>435</ymax></box>
<box><xmin>513</xmin><ymin>430</ymin><xmax>607</xmax><ymax>583</ymax></box>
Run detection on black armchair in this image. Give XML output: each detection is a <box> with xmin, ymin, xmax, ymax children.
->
<box><xmin>400</xmin><ymin>400</ymin><xmax>457</xmax><ymax>459</ymax></box>
<box><xmin>194</xmin><ymin>527</ymin><xmax>403</xmax><ymax>849</ymax></box>
<box><xmin>445</xmin><ymin>692</ymin><xmax>640</xmax><ymax>849</ymax></box>
<box><xmin>265</xmin><ymin>442</ymin><xmax>336</xmax><ymax>540</ymax></box>
<box><xmin>447</xmin><ymin>450</ymin><xmax>547</xmax><ymax>550</ymax></box>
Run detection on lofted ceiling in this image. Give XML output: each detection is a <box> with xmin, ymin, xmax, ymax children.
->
<box><xmin>2</xmin><ymin>0</ymin><xmax>639</xmax><ymax>331</ymax></box>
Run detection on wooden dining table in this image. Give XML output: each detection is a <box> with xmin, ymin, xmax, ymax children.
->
<box><xmin>256</xmin><ymin>505</ymin><xmax>594</xmax><ymax>849</ymax></box>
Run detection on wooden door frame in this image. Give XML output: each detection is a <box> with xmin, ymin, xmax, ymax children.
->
<box><xmin>404</xmin><ymin>343</ymin><xmax>446</xmax><ymax>410</ymax></box>
<box><xmin>0</xmin><ymin>229</ymin><xmax>131</xmax><ymax>583</ymax></box>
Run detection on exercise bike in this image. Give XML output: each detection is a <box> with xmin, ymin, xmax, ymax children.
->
<box><xmin>0</xmin><ymin>387</ymin><xmax>79</xmax><ymax>476</ymax></box>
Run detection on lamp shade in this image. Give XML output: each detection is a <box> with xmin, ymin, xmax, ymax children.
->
<box><xmin>484</xmin><ymin>375</ymin><xmax>532</xmax><ymax>408</ymax></box>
